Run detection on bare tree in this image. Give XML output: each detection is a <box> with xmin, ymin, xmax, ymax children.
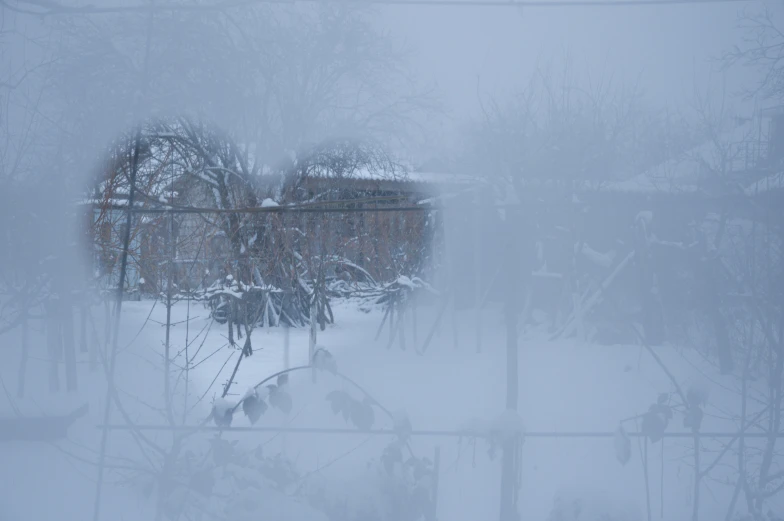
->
<box><xmin>725</xmin><ymin>7</ymin><xmax>784</xmax><ymax>105</ymax></box>
<box><xmin>698</xmin><ymin>192</ymin><xmax>784</xmax><ymax>521</ymax></box>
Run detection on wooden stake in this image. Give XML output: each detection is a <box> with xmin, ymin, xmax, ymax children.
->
<box><xmin>62</xmin><ymin>299</ymin><xmax>78</xmax><ymax>392</ymax></box>
<box><xmin>412</xmin><ymin>293</ymin><xmax>418</xmax><ymax>346</ymax></box>
<box><xmin>16</xmin><ymin>312</ymin><xmax>28</xmax><ymax>398</ymax></box>
<box><xmin>309</xmin><ymin>290</ymin><xmax>317</xmax><ymax>383</ymax></box>
<box><xmin>80</xmin><ymin>304</ymin><xmax>89</xmax><ymax>353</ymax></box>
<box><xmin>429</xmin><ymin>446</ymin><xmax>441</xmax><ymax>521</ymax></box>
<box><xmin>283</xmin><ymin>322</ymin><xmax>290</xmax><ymax>371</ymax></box>
<box><xmin>46</xmin><ymin>301</ymin><xmax>61</xmax><ymax>393</ymax></box>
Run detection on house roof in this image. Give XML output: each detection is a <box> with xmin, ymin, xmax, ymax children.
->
<box><xmin>745</xmin><ymin>171</ymin><xmax>784</xmax><ymax>196</ymax></box>
<box><xmin>758</xmin><ymin>103</ymin><xmax>784</xmax><ymax>118</ymax></box>
<box><xmin>79</xmin><ymin>167</ymin><xmax>484</xmax><ymax>210</ymax></box>
<box><xmin>607</xmin><ymin>119</ymin><xmax>763</xmax><ymax>195</ymax></box>
<box><xmin>348</xmin><ymin>168</ymin><xmax>481</xmax><ymax>185</ymax></box>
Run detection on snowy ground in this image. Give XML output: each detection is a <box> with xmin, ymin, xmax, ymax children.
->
<box><xmin>0</xmin><ymin>296</ymin><xmax>770</xmax><ymax>521</ymax></box>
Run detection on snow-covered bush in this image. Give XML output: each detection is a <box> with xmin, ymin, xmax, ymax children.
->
<box><xmin>197</xmin><ymin>277</ymin><xmax>321</xmax><ymax>329</ymax></box>
<box><xmin>189</xmin><ymin>358</ymin><xmax>433</xmax><ymax>521</ymax></box>
<box><xmin>154</xmin><ymin>438</ymin><xmax>326</xmax><ymax>521</ymax></box>
<box><xmin>301</xmin><ymin>440</ymin><xmax>436</xmax><ymax>521</ymax></box>
<box><xmin>733</xmin><ymin>512</ymin><xmax>784</xmax><ymax>521</ymax></box>
<box><xmin>152</xmin><ymin>435</ymin><xmax>434</xmax><ymax>521</ymax></box>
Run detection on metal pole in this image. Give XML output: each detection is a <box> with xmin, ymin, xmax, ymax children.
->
<box><xmin>474</xmin><ymin>189</ymin><xmax>483</xmax><ymax>353</ymax></box>
<box><xmin>500</xmin><ymin>205</ymin><xmax>521</xmax><ymax>521</ymax></box>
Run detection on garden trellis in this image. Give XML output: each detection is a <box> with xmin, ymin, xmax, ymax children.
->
<box><xmin>85</xmin><ymin>192</ymin><xmax>504</xmax><ymax>520</ymax></box>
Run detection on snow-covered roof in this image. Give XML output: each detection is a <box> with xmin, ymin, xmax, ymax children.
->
<box><xmin>607</xmin><ymin>120</ymin><xmax>764</xmax><ymax>195</ymax></box>
<box><xmin>407</xmin><ymin>171</ymin><xmax>481</xmax><ymax>185</ymax></box>
<box><xmin>299</xmin><ymin>165</ymin><xmax>483</xmax><ymax>189</ymax></box>
<box><xmin>757</xmin><ymin>101</ymin><xmax>784</xmax><ymax>117</ymax></box>
<box><xmin>76</xmin><ymin>196</ymin><xmax>146</xmax><ymax>208</ymax></box>
<box><xmin>745</xmin><ymin>171</ymin><xmax>784</xmax><ymax>195</ymax></box>
<box><xmin>79</xmin><ymin>170</ymin><xmax>482</xmax><ymax>211</ymax></box>
<box><xmin>351</xmin><ymin>169</ymin><xmax>480</xmax><ymax>185</ymax></box>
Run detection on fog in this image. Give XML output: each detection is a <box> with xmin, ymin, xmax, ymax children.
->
<box><xmin>1</xmin><ymin>1</ymin><xmax>783</xmax><ymax>520</ymax></box>
<box><xmin>384</xmin><ymin>3</ymin><xmax>746</xmax><ymax>115</ymax></box>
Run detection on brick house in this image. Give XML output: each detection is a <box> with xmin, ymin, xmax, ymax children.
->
<box><xmin>83</xmin><ymin>168</ymin><xmax>483</xmax><ymax>295</ymax></box>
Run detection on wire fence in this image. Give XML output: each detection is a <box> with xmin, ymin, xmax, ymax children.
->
<box><xmin>12</xmin><ymin>0</ymin><xmax>763</xmax><ymax>16</ymax></box>
<box><xmin>79</xmin><ymin>188</ymin><xmax>784</xmax><ymax>521</ymax></box>
<box><xmin>98</xmin><ymin>424</ymin><xmax>784</xmax><ymax>439</ymax></box>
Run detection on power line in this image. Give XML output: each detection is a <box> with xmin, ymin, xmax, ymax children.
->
<box><xmin>2</xmin><ymin>0</ymin><xmax>763</xmax><ymax>16</ymax></box>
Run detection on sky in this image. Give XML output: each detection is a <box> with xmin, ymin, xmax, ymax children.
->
<box><xmin>380</xmin><ymin>1</ymin><xmax>761</xmax><ymax>122</ymax></box>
